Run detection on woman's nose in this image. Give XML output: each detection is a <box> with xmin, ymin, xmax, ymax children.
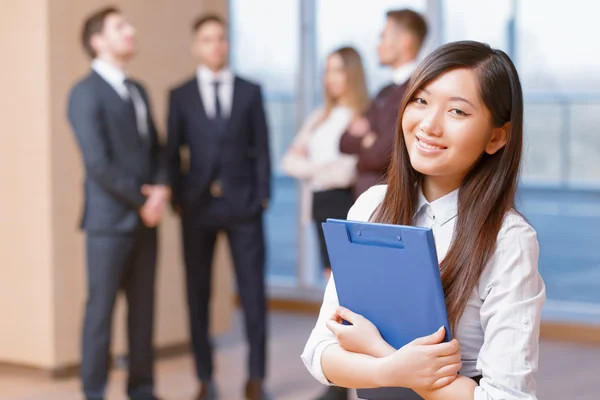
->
<box><xmin>419</xmin><ymin>112</ymin><xmax>442</xmax><ymax>137</ymax></box>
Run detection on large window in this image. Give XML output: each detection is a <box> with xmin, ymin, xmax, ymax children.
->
<box><xmin>230</xmin><ymin>0</ymin><xmax>300</xmax><ymax>282</ymax></box>
<box><xmin>516</xmin><ymin>0</ymin><xmax>600</xmax><ymax>187</ymax></box>
<box><xmin>513</xmin><ymin>0</ymin><xmax>600</xmax><ymax>322</ymax></box>
<box><xmin>231</xmin><ymin>0</ymin><xmax>600</xmax><ymax>323</ymax></box>
<box><xmin>442</xmin><ymin>0</ymin><xmax>512</xmax><ymax>51</ymax></box>
<box><xmin>442</xmin><ymin>0</ymin><xmax>600</xmax><ymax>322</ymax></box>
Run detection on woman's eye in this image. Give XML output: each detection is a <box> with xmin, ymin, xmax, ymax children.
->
<box><xmin>412</xmin><ymin>97</ymin><xmax>427</xmax><ymax>105</ymax></box>
<box><xmin>450</xmin><ymin>108</ymin><xmax>469</xmax><ymax>116</ymax></box>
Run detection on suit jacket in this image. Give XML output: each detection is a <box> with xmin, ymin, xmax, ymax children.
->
<box><xmin>67</xmin><ymin>71</ymin><xmax>168</xmax><ymax>233</ymax></box>
<box><xmin>166</xmin><ymin>75</ymin><xmax>270</xmax><ymax>221</ymax></box>
<box><xmin>340</xmin><ymin>82</ymin><xmax>409</xmax><ymax>199</ymax></box>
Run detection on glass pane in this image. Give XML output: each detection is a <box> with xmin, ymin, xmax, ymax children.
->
<box><xmin>230</xmin><ymin>0</ymin><xmax>299</xmax><ymax>281</ymax></box>
<box><xmin>516</xmin><ymin>0</ymin><xmax>600</xmax><ymax>321</ymax></box>
<box><xmin>442</xmin><ymin>0</ymin><xmax>512</xmax><ymax>50</ymax></box>
<box><xmin>569</xmin><ymin>103</ymin><xmax>600</xmax><ymax>186</ymax></box>
<box><xmin>516</xmin><ymin>0</ymin><xmax>600</xmax><ymax>94</ymax></box>
<box><xmin>519</xmin><ymin>188</ymin><xmax>600</xmax><ymax>306</ymax></box>
<box><xmin>521</xmin><ymin>102</ymin><xmax>562</xmax><ymax>183</ymax></box>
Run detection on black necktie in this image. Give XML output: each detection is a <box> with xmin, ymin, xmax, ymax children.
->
<box><xmin>212</xmin><ymin>80</ymin><xmax>226</xmax><ymax>131</ymax></box>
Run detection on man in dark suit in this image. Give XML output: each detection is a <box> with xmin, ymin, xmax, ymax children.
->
<box><xmin>340</xmin><ymin>9</ymin><xmax>428</xmax><ymax>201</ymax></box>
<box><xmin>166</xmin><ymin>14</ymin><xmax>271</xmax><ymax>400</ymax></box>
<box><xmin>67</xmin><ymin>7</ymin><xmax>168</xmax><ymax>400</ymax></box>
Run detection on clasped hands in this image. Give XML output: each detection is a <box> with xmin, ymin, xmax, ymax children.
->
<box><xmin>326</xmin><ymin>306</ymin><xmax>462</xmax><ymax>392</ymax></box>
<box><xmin>139</xmin><ymin>184</ymin><xmax>170</xmax><ymax>227</ymax></box>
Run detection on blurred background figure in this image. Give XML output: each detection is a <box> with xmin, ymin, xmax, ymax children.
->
<box><xmin>66</xmin><ymin>6</ymin><xmax>169</xmax><ymax>400</ymax></box>
<box><xmin>340</xmin><ymin>9</ymin><xmax>428</xmax><ymax>200</ymax></box>
<box><xmin>166</xmin><ymin>14</ymin><xmax>271</xmax><ymax>400</ymax></box>
<box><xmin>282</xmin><ymin>46</ymin><xmax>368</xmax><ymax>285</ymax></box>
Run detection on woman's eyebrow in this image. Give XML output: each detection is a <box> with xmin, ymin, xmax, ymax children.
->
<box><xmin>449</xmin><ymin>96</ymin><xmax>476</xmax><ymax>108</ymax></box>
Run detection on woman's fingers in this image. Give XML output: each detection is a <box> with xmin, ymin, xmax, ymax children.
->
<box><xmin>435</xmin><ymin>352</ymin><xmax>462</xmax><ymax>368</ymax></box>
<box><xmin>435</xmin><ymin>361</ymin><xmax>462</xmax><ymax>378</ymax></box>
<box><xmin>328</xmin><ymin>310</ymin><xmax>342</xmax><ymax>324</ymax></box>
<box><xmin>412</xmin><ymin>326</ymin><xmax>445</xmax><ymax>345</ymax></box>
<box><xmin>325</xmin><ymin>319</ymin><xmax>343</xmax><ymax>336</ymax></box>
<box><xmin>430</xmin><ymin>338</ymin><xmax>460</xmax><ymax>357</ymax></box>
<box><xmin>336</xmin><ymin>306</ymin><xmax>360</xmax><ymax>325</ymax></box>
<box><xmin>431</xmin><ymin>372</ymin><xmax>459</xmax><ymax>389</ymax></box>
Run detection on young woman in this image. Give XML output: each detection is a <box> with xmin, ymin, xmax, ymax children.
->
<box><xmin>301</xmin><ymin>41</ymin><xmax>546</xmax><ymax>400</ymax></box>
<box><xmin>282</xmin><ymin>47</ymin><xmax>369</xmax><ymax>280</ymax></box>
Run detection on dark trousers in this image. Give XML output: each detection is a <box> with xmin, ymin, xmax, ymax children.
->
<box><xmin>312</xmin><ymin>188</ymin><xmax>354</xmax><ymax>269</ymax></box>
<box><xmin>182</xmin><ymin>201</ymin><xmax>267</xmax><ymax>381</ymax></box>
<box><xmin>81</xmin><ymin>226</ymin><xmax>157</xmax><ymax>400</ymax></box>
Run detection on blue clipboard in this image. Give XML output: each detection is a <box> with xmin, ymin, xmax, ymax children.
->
<box><xmin>322</xmin><ymin>218</ymin><xmax>452</xmax><ymax>400</ymax></box>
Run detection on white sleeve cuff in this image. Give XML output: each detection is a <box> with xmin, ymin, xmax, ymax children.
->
<box><xmin>302</xmin><ymin>339</ymin><xmax>338</xmax><ymax>386</ymax></box>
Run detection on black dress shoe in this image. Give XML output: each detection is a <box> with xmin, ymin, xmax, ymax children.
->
<box><xmin>245</xmin><ymin>379</ymin><xmax>272</xmax><ymax>400</ymax></box>
<box><xmin>315</xmin><ymin>386</ymin><xmax>347</xmax><ymax>400</ymax></box>
<box><xmin>196</xmin><ymin>380</ymin><xmax>218</xmax><ymax>400</ymax></box>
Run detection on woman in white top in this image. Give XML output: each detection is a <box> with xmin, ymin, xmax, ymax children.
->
<box><xmin>282</xmin><ymin>47</ymin><xmax>369</xmax><ymax>279</ymax></box>
<box><xmin>301</xmin><ymin>41</ymin><xmax>546</xmax><ymax>400</ymax></box>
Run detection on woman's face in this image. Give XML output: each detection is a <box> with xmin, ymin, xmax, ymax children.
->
<box><xmin>402</xmin><ymin>68</ymin><xmax>505</xmax><ymax>185</ymax></box>
<box><xmin>324</xmin><ymin>53</ymin><xmax>348</xmax><ymax>101</ymax></box>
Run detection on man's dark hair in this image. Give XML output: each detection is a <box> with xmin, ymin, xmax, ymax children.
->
<box><xmin>192</xmin><ymin>14</ymin><xmax>227</xmax><ymax>33</ymax></box>
<box><xmin>81</xmin><ymin>6</ymin><xmax>120</xmax><ymax>59</ymax></box>
<box><xmin>387</xmin><ymin>9</ymin><xmax>428</xmax><ymax>48</ymax></box>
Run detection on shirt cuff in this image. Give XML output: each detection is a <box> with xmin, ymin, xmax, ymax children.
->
<box><xmin>303</xmin><ymin>340</ymin><xmax>338</xmax><ymax>386</ymax></box>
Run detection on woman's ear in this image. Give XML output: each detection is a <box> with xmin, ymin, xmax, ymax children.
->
<box><xmin>485</xmin><ymin>122</ymin><xmax>510</xmax><ymax>155</ymax></box>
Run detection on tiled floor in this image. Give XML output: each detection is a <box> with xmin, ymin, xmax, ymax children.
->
<box><xmin>1</xmin><ymin>311</ymin><xmax>599</xmax><ymax>400</ymax></box>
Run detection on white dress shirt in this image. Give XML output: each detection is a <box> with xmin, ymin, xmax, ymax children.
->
<box><xmin>392</xmin><ymin>60</ymin><xmax>419</xmax><ymax>85</ymax></box>
<box><xmin>301</xmin><ymin>185</ymin><xmax>546</xmax><ymax>400</ymax></box>
<box><xmin>196</xmin><ymin>65</ymin><xmax>234</xmax><ymax>119</ymax></box>
<box><xmin>307</xmin><ymin>106</ymin><xmax>353</xmax><ymax>167</ymax></box>
<box><xmin>91</xmin><ymin>59</ymin><xmax>148</xmax><ymax>139</ymax></box>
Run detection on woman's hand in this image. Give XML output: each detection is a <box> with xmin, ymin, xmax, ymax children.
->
<box><xmin>376</xmin><ymin>327</ymin><xmax>462</xmax><ymax>391</ymax></box>
<box><xmin>326</xmin><ymin>307</ymin><xmax>395</xmax><ymax>358</ymax></box>
<box><xmin>290</xmin><ymin>142</ymin><xmax>308</xmax><ymax>157</ymax></box>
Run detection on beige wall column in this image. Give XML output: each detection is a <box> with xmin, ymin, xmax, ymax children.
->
<box><xmin>0</xmin><ymin>0</ymin><xmax>232</xmax><ymax>371</ymax></box>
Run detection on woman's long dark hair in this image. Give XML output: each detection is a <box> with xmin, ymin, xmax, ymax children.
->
<box><xmin>372</xmin><ymin>41</ymin><xmax>524</xmax><ymax>332</ymax></box>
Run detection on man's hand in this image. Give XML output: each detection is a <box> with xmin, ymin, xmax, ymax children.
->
<box><xmin>139</xmin><ymin>185</ymin><xmax>171</xmax><ymax>227</ymax></box>
<box><xmin>261</xmin><ymin>198</ymin><xmax>269</xmax><ymax>210</ymax></box>
<box><xmin>348</xmin><ymin>117</ymin><xmax>371</xmax><ymax>137</ymax></box>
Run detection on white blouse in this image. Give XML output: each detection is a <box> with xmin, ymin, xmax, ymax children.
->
<box><xmin>301</xmin><ymin>185</ymin><xmax>546</xmax><ymax>400</ymax></box>
<box><xmin>281</xmin><ymin>106</ymin><xmax>358</xmax><ymax>192</ymax></box>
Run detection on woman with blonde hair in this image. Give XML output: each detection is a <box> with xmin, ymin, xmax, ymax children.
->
<box><xmin>283</xmin><ymin>46</ymin><xmax>369</xmax><ymax>282</ymax></box>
